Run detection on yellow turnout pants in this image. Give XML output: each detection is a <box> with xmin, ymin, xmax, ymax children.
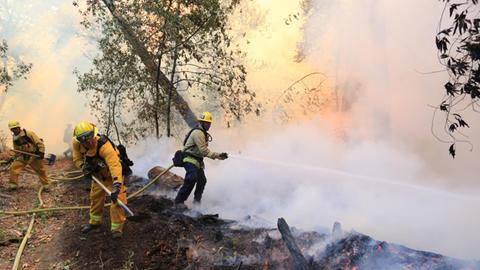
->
<box><xmin>89</xmin><ymin>177</ymin><xmax>127</xmax><ymax>232</ymax></box>
<box><xmin>10</xmin><ymin>158</ymin><xmax>49</xmax><ymax>186</ymax></box>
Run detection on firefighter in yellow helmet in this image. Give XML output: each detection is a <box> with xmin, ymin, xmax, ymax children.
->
<box><xmin>174</xmin><ymin>112</ymin><xmax>228</xmax><ymax>207</ymax></box>
<box><xmin>7</xmin><ymin>120</ymin><xmax>49</xmax><ymax>190</ymax></box>
<box><xmin>72</xmin><ymin>121</ymin><xmax>127</xmax><ymax>238</ymax></box>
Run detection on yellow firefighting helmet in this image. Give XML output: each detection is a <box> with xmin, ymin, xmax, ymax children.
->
<box><xmin>73</xmin><ymin>121</ymin><xmax>98</xmax><ymax>143</ymax></box>
<box><xmin>198</xmin><ymin>111</ymin><xmax>213</xmax><ymax>123</ymax></box>
<box><xmin>8</xmin><ymin>120</ymin><xmax>20</xmax><ymax>129</ymax></box>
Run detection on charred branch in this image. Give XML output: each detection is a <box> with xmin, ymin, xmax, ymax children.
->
<box><xmin>277</xmin><ymin>218</ymin><xmax>310</xmax><ymax>270</ymax></box>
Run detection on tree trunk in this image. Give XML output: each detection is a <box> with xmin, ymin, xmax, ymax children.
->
<box><xmin>112</xmin><ymin>85</ymin><xmax>122</xmax><ymax>145</ymax></box>
<box><xmin>167</xmin><ymin>41</ymin><xmax>179</xmax><ymax>137</ymax></box>
<box><xmin>155</xmin><ymin>54</ymin><xmax>163</xmax><ymax>139</ymax></box>
<box><xmin>101</xmin><ymin>0</ymin><xmax>197</xmax><ymax>128</ymax></box>
<box><xmin>106</xmin><ymin>91</ymin><xmax>113</xmax><ymax>137</ymax></box>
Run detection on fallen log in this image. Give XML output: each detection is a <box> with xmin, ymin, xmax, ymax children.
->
<box><xmin>277</xmin><ymin>218</ymin><xmax>309</xmax><ymax>270</ymax></box>
<box><xmin>147</xmin><ymin>166</ymin><xmax>183</xmax><ymax>190</ymax></box>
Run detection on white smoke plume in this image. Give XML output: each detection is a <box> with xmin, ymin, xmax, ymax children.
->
<box><xmin>2</xmin><ymin>0</ymin><xmax>479</xmax><ymax>261</ymax></box>
<box><xmin>131</xmin><ymin>0</ymin><xmax>480</xmax><ymax>261</ymax></box>
<box><xmin>131</xmin><ymin>117</ymin><xmax>480</xmax><ymax>260</ymax></box>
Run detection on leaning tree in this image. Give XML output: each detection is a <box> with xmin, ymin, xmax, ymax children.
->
<box><xmin>74</xmin><ymin>0</ymin><xmax>260</xmax><ymax>143</ymax></box>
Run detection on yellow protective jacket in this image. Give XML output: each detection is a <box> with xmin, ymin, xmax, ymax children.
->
<box><xmin>12</xmin><ymin>129</ymin><xmax>45</xmax><ymax>161</ymax></box>
<box><xmin>72</xmin><ymin>135</ymin><xmax>123</xmax><ymax>185</ymax></box>
<box><xmin>183</xmin><ymin>127</ymin><xmax>220</xmax><ymax>168</ymax></box>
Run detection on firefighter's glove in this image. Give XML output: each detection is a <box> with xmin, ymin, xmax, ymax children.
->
<box><xmin>82</xmin><ymin>162</ymin><xmax>94</xmax><ymax>179</ymax></box>
<box><xmin>218</xmin><ymin>152</ymin><xmax>228</xmax><ymax>160</ymax></box>
<box><xmin>111</xmin><ymin>182</ymin><xmax>121</xmax><ymax>203</ymax></box>
<box><xmin>36</xmin><ymin>151</ymin><xmax>45</xmax><ymax>159</ymax></box>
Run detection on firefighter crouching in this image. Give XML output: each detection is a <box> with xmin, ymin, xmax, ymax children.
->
<box><xmin>72</xmin><ymin>121</ymin><xmax>127</xmax><ymax>238</ymax></box>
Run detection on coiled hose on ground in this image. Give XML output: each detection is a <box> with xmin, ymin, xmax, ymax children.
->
<box><xmin>11</xmin><ymin>185</ymin><xmax>46</xmax><ymax>270</ymax></box>
<box><xmin>3</xmin><ymin>164</ymin><xmax>175</xmax><ymax>270</ymax></box>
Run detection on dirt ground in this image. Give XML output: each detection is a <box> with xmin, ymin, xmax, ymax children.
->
<box><xmin>0</xmin><ymin>159</ymin><xmax>300</xmax><ymax>270</ymax></box>
<box><xmin>1</xmin><ymin>159</ymin><xmax>479</xmax><ymax>270</ymax></box>
<box><xmin>0</xmin><ymin>159</ymin><xmax>86</xmax><ymax>270</ymax></box>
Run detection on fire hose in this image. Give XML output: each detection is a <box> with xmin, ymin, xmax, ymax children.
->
<box><xmin>11</xmin><ymin>185</ymin><xmax>46</xmax><ymax>270</ymax></box>
<box><xmin>4</xmin><ymin>164</ymin><xmax>174</xmax><ymax>270</ymax></box>
<box><xmin>23</xmin><ymin>168</ymin><xmax>84</xmax><ymax>181</ymax></box>
<box><xmin>0</xmin><ymin>164</ymin><xmax>174</xmax><ymax>216</ymax></box>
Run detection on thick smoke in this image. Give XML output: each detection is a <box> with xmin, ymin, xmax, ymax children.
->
<box><xmin>131</xmin><ymin>0</ymin><xmax>480</xmax><ymax>260</ymax></box>
<box><xmin>130</xmin><ymin>117</ymin><xmax>480</xmax><ymax>260</ymax></box>
<box><xmin>301</xmin><ymin>0</ymin><xmax>480</xmax><ymax>188</ymax></box>
<box><xmin>2</xmin><ymin>0</ymin><xmax>479</xmax><ymax>261</ymax></box>
<box><xmin>0</xmin><ymin>0</ymin><xmax>91</xmax><ymax>153</ymax></box>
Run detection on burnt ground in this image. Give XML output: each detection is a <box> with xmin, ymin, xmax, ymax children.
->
<box><xmin>0</xmin><ymin>159</ymin><xmax>300</xmax><ymax>270</ymax></box>
<box><xmin>1</xmin><ymin>159</ymin><xmax>480</xmax><ymax>270</ymax></box>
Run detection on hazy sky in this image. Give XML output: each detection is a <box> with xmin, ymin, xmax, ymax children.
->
<box><xmin>0</xmin><ymin>0</ymin><xmax>92</xmax><ymax>153</ymax></box>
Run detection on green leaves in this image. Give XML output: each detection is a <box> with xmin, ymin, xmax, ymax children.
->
<box><xmin>75</xmin><ymin>0</ymin><xmax>259</xmax><ymax>142</ymax></box>
<box><xmin>0</xmin><ymin>39</ymin><xmax>32</xmax><ymax>92</ymax></box>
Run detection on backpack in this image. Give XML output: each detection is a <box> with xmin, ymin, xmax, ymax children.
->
<box><xmin>13</xmin><ymin>129</ymin><xmax>42</xmax><ymax>147</ymax></box>
<box><xmin>96</xmin><ymin>135</ymin><xmax>134</xmax><ymax>176</ymax></box>
<box><xmin>172</xmin><ymin>127</ymin><xmax>210</xmax><ymax>167</ymax></box>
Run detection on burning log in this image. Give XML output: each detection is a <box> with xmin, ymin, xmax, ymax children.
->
<box><xmin>277</xmin><ymin>218</ymin><xmax>310</xmax><ymax>270</ymax></box>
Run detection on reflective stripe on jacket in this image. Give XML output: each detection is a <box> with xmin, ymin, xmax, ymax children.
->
<box><xmin>183</xmin><ymin>127</ymin><xmax>220</xmax><ymax>168</ymax></box>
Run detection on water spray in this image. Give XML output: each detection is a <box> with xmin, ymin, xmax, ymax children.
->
<box><xmin>229</xmin><ymin>154</ymin><xmax>480</xmax><ymax>202</ymax></box>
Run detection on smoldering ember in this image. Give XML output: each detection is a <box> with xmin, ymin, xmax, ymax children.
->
<box><xmin>1</xmin><ymin>1</ymin><xmax>480</xmax><ymax>270</ymax></box>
